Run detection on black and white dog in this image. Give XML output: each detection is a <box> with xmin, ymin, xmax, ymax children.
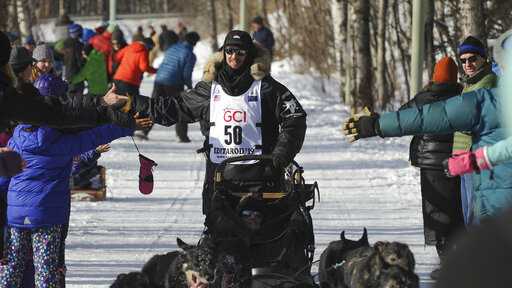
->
<box><xmin>111</xmin><ymin>237</ymin><xmax>217</xmax><ymax>288</ymax></box>
<box><xmin>318</xmin><ymin>228</ymin><xmax>369</xmax><ymax>288</ymax></box>
<box><xmin>318</xmin><ymin>229</ymin><xmax>418</xmax><ymax>288</ymax></box>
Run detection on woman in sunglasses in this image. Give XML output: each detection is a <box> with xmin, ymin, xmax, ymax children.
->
<box><xmin>453</xmin><ymin>36</ymin><xmax>498</xmax><ymax>226</ymax></box>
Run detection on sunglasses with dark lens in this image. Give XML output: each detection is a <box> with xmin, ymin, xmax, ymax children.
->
<box><xmin>240</xmin><ymin>210</ymin><xmax>262</xmax><ymax>218</ymax></box>
<box><xmin>460</xmin><ymin>55</ymin><xmax>480</xmax><ymax>64</ymax></box>
<box><xmin>225</xmin><ymin>47</ymin><xmax>248</xmax><ymax>56</ymax></box>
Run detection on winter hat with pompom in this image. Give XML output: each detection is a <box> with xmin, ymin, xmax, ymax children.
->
<box><xmin>432</xmin><ymin>56</ymin><xmax>459</xmax><ymax>84</ymax></box>
<box><xmin>32</xmin><ymin>44</ymin><xmax>54</xmax><ymax>62</ymax></box>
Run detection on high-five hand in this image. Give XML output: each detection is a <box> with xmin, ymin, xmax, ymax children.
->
<box><xmin>342</xmin><ymin>107</ymin><xmax>381</xmax><ymax>142</ymax></box>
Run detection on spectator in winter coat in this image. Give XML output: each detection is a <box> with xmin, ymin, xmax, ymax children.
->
<box><xmin>453</xmin><ymin>36</ymin><xmax>497</xmax><ymax>225</ymax></box>
<box><xmin>176</xmin><ymin>22</ymin><xmax>188</xmax><ymax>41</ymax></box>
<box><xmin>0</xmin><ymin>31</ymin><xmax>141</xmax><ymax>177</ymax></box>
<box><xmin>31</xmin><ymin>44</ymin><xmax>55</xmax><ymax>81</ymax></box>
<box><xmin>22</xmin><ymin>35</ymin><xmax>35</xmax><ymax>53</ymax></box>
<box><xmin>250</xmin><ymin>16</ymin><xmax>275</xmax><ymax>60</ymax></box>
<box><xmin>0</xmin><ymin>122</ymin><xmax>133</xmax><ymax>286</ymax></box>
<box><xmin>445</xmin><ymin>31</ymin><xmax>512</xmax><ymax>176</ymax></box>
<box><xmin>126</xmin><ymin>30</ymin><xmax>305</xmax><ymax>215</ymax></box>
<box><xmin>143</xmin><ymin>32</ymin><xmax>199</xmax><ymax>141</ymax></box>
<box><xmin>342</xmin><ymin>31</ymin><xmax>512</xmax><ymax>224</ymax></box>
<box><xmin>400</xmin><ymin>57</ymin><xmax>464</xmax><ymax>279</ymax></box>
<box><xmin>71</xmin><ymin>44</ymin><xmax>109</xmax><ymax>95</ymax></box>
<box><xmin>158</xmin><ymin>28</ymin><xmax>179</xmax><ymax>53</ymax></box>
<box><xmin>113</xmin><ymin>35</ymin><xmax>157</xmax><ymax>97</ymax></box>
<box><xmin>60</xmin><ymin>24</ymin><xmax>85</xmax><ymax>93</ymax></box>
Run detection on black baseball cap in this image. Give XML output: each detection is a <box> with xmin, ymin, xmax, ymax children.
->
<box><xmin>221</xmin><ymin>30</ymin><xmax>254</xmax><ymax>52</ymax></box>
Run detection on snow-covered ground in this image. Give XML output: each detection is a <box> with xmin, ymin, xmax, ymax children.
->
<box><xmin>65</xmin><ymin>50</ymin><xmax>437</xmax><ymax>287</ymax></box>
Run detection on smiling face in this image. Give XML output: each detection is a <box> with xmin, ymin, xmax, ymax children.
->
<box><xmin>36</xmin><ymin>59</ymin><xmax>52</xmax><ymax>74</ymax></box>
<box><xmin>224</xmin><ymin>46</ymin><xmax>248</xmax><ymax>70</ymax></box>
<box><xmin>460</xmin><ymin>52</ymin><xmax>485</xmax><ymax>77</ymax></box>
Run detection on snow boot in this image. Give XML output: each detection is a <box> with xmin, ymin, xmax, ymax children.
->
<box><xmin>138</xmin><ymin>154</ymin><xmax>157</xmax><ymax>194</ymax></box>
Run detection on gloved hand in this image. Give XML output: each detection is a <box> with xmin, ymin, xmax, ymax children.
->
<box><xmin>272</xmin><ymin>153</ymin><xmax>288</xmax><ymax>171</ymax></box>
<box><xmin>0</xmin><ymin>150</ymin><xmax>24</xmax><ymax>177</ymax></box>
<box><xmin>443</xmin><ymin>148</ymin><xmax>492</xmax><ymax>177</ymax></box>
<box><xmin>342</xmin><ymin>107</ymin><xmax>381</xmax><ymax>142</ymax></box>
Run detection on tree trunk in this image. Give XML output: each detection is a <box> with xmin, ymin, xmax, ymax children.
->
<box><xmin>344</xmin><ymin>1</ymin><xmax>354</xmax><ymax>108</ymax></box>
<box><xmin>331</xmin><ymin>0</ymin><xmax>344</xmax><ymax>101</ymax></box>
<box><xmin>208</xmin><ymin>0</ymin><xmax>219</xmax><ymax>52</ymax></box>
<box><xmin>353</xmin><ymin>0</ymin><xmax>373</xmax><ymax>110</ymax></box>
<box><xmin>425</xmin><ymin>0</ymin><xmax>435</xmax><ymax>79</ymax></box>
<box><xmin>461</xmin><ymin>0</ymin><xmax>486</xmax><ymax>42</ymax></box>
<box><xmin>376</xmin><ymin>0</ymin><xmax>388</xmax><ymax>110</ymax></box>
<box><xmin>259</xmin><ymin>0</ymin><xmax>268</xmax><ymax>23</ymax></box>
<box><xmin>7</xmin><ymin>0</ymin><xmax>19</xmax><ymax>35</ymax></box>
<box><xmin>226</xmin><ymin>0</ymin><xmax>234</xmax><ymax>31</ymax></box>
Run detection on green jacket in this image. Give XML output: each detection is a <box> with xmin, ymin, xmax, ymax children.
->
<box><xmin>378</xmin><ymin>88</ymin><xmax>511</xmax><ymax>220</ymax></box>
<box><xmin>71</xmin><ymin>49</ymin><xmax>108</xmax><ymax>95</ymax></box>
<box><xmin>453</xmin><ymin>68</ymin><xmax>497</xmax><ymax>153</ymax></box>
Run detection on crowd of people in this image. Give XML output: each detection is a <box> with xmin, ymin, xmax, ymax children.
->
<box><xmin>344</xmin><ymin>29</ymin><xmax>512</xmax><ymax>282</ymax></box>
<box><xmin>0</xmin><ymin>14</ymin><xmax>281</xmax><ymax>287</ymax></box>
<box><xmin>4</xmin><ymin>10</ymin><xmax>511</xmax><ymax>288</ymax></box>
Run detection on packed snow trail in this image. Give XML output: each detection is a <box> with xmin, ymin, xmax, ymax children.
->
<box><xmin>66</xmin><ymin>56</ymin><xmax>436</xmax><ymax>287</ymax></box>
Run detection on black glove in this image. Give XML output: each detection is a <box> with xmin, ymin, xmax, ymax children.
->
<box><xmin>342</xmin><ymin>109</ymin><xmax>381</xmax><ymax>142</ymax></box>
<box><xmin>0</xmin><ymin>151</ymin><xmax>24</xmax><ymax>177</ymax></box>
<box><xmin>272</xmin><ymin>153</ymin><xmax>288</xmax><ymax>171</ymax></box>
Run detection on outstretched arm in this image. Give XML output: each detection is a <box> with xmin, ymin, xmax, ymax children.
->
<box><xmin>131</xmin><ymin>81</ymin><xmax>211</xmax><ymax>127</ymax></box>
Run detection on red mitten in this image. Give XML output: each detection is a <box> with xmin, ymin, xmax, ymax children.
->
<box><xmin>138</xmin><ymin>154</ymin><xmax>157</xmax><ymax>194</ymax></box>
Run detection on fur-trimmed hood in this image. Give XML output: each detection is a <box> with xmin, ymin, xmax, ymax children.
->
<box><xmin>202</xmin><ymin>45</ymin><xmax>272</xmax><ymax>82</ymax></box>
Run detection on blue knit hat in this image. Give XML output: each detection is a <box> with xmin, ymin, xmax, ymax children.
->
<box><xmin>458</xmin><ymin>36</ymin><xmax>486</xmax><ymax>57</ymax></box>
<box><xmin>68</xmin><ymin>23</ymin><xmax>83</xmax><ymax>39</ymax></box>
<box><xmin>33</xmin><ymin>73</ymin><xmax>68</xmax><ymax>98</ymax></box>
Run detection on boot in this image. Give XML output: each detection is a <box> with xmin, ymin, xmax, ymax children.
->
<box><xmin>430</xmin><ymin>240</ymin><xmax>448</xmax><ymax>280</ymax></box>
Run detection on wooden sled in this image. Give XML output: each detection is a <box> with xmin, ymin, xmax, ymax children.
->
<box><xmin>71</xmin><ymin>166</ymin><xmax>107</xmax><ymax>201</ymax></box>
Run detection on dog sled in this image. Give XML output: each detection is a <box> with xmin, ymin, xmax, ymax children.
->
<box><xmin>70</xmin><ymin>166</ymin><xmax>107</xmax><ymax>201</ymax></box>
<box><xmin>204</xmin><ymin>155</ymin><xmax>320</xmax><ymax>287</ymax></box>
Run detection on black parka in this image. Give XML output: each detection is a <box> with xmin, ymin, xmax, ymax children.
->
<box><xmin>400</xmin><ymin>83</ymin><xmax>463</xmax><ymax>170</ymax></box>
<box><xmin>133</xmin><ymin>74</ymin><xmax>307</xmax><ymax>213</ymax></box>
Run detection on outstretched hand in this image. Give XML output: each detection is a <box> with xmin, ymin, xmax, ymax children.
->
<box><xmin>95</xmin><ymin>144</ymin><xmax>111</xmax><ymax>154</ymax></box>
<box><xmin>102</xmin><ymin>84</ymin><xmax>129</xmax><ymax>107</ymax></box>
<box><xmin>342</xmin><ymin>107</ymin><xmax>380</xmax><ymax>142</ymax></box>
<box><xmin>134</xmin><ymin>112</ymin><xmax>153</xmax><ymax>130</ymax></box>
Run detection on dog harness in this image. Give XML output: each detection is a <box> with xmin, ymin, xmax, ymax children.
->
<box><xmin>209</xmin><ymin>80</ymin><xmax>263</xmax><ymax>164</ymax></box>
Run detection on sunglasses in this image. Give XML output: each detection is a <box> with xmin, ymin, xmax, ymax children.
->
<box><xmin>240</xmin><ymin>210</ymin><xmax>262</xmax><ymax>218</ymax></box>
<box><xmin>460</xmin><ymin>55</ymin><xmax>480</xmax><ymax>64</ymax></box>
<box><xmin>225</xmin><ymin>47</ymin><xmax>248</xmax><ymax>56</ymax></box>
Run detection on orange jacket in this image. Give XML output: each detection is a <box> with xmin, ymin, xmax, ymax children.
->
<box><xmin>113</xmin><ymin>42</ymin><xmax>156</xmax><ymax>86</ymax></box>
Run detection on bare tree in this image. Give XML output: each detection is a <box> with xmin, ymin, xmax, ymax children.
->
<box><xmin>353</xmin><ymin>0</ymin><xmax>373</xmax><ymax>109</ymax></box>
<box><xmin>376</xmin><ymin>0</ymin><xmax>389</xmax><ymax>110</ymax></box>
<box><xmin>225</xmin><ymin>0</ymin><xmax>234</xmax><ymax>31</ymax></box>
<box><xmin>425</xmin><ymin>0</ymin><xmax>435</xmax><ymax>78</ymax></box>
<box><xmin>461</xmin><ymin>0</ymin><xmax>486</xmax><ymax>41</ymax></box>
<box><xmin>208</xmin><ymin>0</ymin><xmax>219</xmax><ymax>51</ymax></box>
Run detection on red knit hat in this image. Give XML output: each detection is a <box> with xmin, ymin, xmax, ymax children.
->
<box><xmin>432</xmin><ymin>56</ymin><xmax>458</xmax><ymax>84</ymax></box>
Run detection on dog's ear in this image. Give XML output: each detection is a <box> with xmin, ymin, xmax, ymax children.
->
<box><xmin>177</xmin><ymin>237</ymin><xmax>193</xmax><ymax>251</ymax></box>
<box><xmin>340</xmin><ymin>230</ymin><xmax>346</xmax><ymax>240</ymax></box>
<box><xmin>374</xmin><ymin>241</ymin><xmax>387</xmax><ymax>253</ymax></box>
<box><xmin>359</xmin><ymin>228</ymin><xmax>368</xmax><ymax>245</ymax></box>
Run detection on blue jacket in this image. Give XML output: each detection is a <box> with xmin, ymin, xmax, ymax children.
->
<box><xmin>0</xmin><ymin>124</ymin><xmax>132</xmax><ymax>228</ymax></box>
<box><xmin>155</xmin><ymin>42</ymin><xmax>196</xmax><ymax>89</ymax></box>
<box><xmin>378</xmin><ymin>88</ymin><xmax>511</xmax><ymax>219</ymax></box>
<box><xmin>252</xmin><ymin>26</ymin><xmax>275</xmax><ymax>52</ymax></box>
<box><xmin>72</xmin><ymin>149</ymin><xmax>101</xmax><ymax>176</ymax></box>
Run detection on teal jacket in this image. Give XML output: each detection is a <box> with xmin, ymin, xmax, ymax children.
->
<box><xmin>378</xmin><ymin>88</ymin><xmax>511</xmax><ymax>219</ymax></box>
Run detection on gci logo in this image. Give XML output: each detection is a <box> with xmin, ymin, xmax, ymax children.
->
<box><xmin>224</xmin><ymin>109</ymin><xmax>247</xmax><ymax>123</ymax></box>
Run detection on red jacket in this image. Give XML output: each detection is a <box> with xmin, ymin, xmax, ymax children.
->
<box><xmin>89</xmin><ymin>31</ymin><xmax>114</xmax><ymax>76</ymax></box>
<box><xmin>113</xmin><ymin>42</ymin><xmax>157</xmax><ymax>86</ymax></box>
